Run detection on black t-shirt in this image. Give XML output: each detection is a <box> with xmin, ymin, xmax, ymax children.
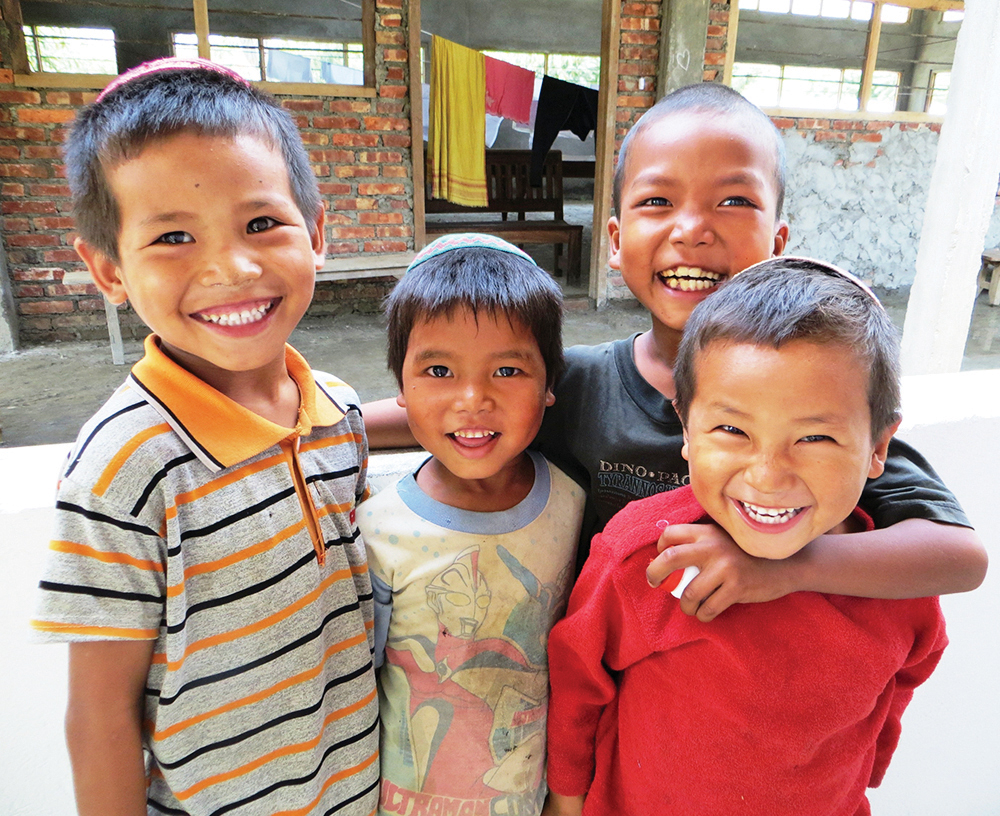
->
<box><xmin>534</xmin><ymin>335</ymin><xmax>970</xmax><ymax>569</ymax></box>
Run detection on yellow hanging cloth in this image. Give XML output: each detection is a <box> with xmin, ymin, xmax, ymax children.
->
<box><xmin>428</xmin><ymin>35</ymin><xmax>488</xmax><ymax>207</ymax></box>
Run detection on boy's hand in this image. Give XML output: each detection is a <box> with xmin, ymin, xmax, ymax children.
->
<box><xmin>646</xmin><ymin>522</ymin><xmax>791</xmax><ymax>621</ymax></box>
<box><xmin>542</xmin><ymin>792</ymin><xmax>585</xmax><ymax>816</ymax></box>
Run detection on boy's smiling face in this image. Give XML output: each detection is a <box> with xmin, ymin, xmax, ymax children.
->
<box><xmin>681</xmin><ymin>338</ymin><xmax>896</xmax><ymax>560</ymax></box>
<box><xmin>78</xmin><ymin>131</ymin><xmax>324</xmax><ymax>391</ymax></box>
<box><xmin>609</xmin><ymin>110</ymin><xmax>788</xmax><ymax>337</ymax></box>
<box><xmin>397</xmin><ymin>307</ymin><xmax>554</xmax><ymax>494</ymax></box>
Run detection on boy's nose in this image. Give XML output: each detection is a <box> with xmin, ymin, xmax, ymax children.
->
<box><xmin>744</xmin><ymin>451</ymin><xmax>796</xmax><ymax>494</ymax></box>
<box><xmin>201</xmin><ymin>248</ymin><xmax>263</xmax><ymax>286</ymax></box>
<box><xmin>454</xmin><ymin>379</ymin><xmax>494</xmax><ymax>412</ymax></box>
<box><xmin>669</xmin><ymin>209</ymin><xmax>715</xmax><ymax>246</ymax></box>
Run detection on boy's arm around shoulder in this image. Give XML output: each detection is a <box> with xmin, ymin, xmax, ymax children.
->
<box><xmin>361</xmin><ymin>397</ymin><xmax>417</xmax><ymax>449</ymax></box>
<box><xmin>67</xmin><ymin>639</ymin><xmax>156</xmax><ymax>816</ymax></box>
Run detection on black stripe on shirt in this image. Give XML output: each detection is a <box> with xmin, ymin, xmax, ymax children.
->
<box><xmin>131</xmin><ymin>452</ymin><xmax>198</xmax><ymax>518</ymax></box>
<box><xmin>178</xmin><ymin>486</ymin><xmax>297</xmax><ymax>543</ymax></box>
<box><xmin>305</xmin><ymin>465</ymin><xmax>360</xmax><ymax>485</ymax></box>
<box><xmin>153</xmin><ymin>598</ymin><xmax>363</xmax><ymax>706</ymax></box>
<box><xmin>56</xmin><ymin>501</ymin><xmax>161</xmax><ymax>537</ymax></box>
<box><xmin>39</xmin><ymin>580</ymin><xmax>162</xmax><ymax>606</ymax></box>
<box><xmin>157</xmin><ymin>661</ymin><xmax>375</xmax><ymax>769</ymax></box>
<box><xmin>131</xmin><ymin>372</ymin><xmax>224</xmax><ymax>470</ymax></box>
<box><xmin>208</xmin><ymin>715</ymin><xmax>379</xmax><ymax>816</ymax></box>
<box><xmin>65</xmin><ymin>401</ymin><xmax>146</xmax><ymax>478</ymax></box>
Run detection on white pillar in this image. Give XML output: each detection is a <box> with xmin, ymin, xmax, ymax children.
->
<box><xmin>900</xmin><ymin>0</ymin><xmax>1000</xmax><ymax>375</ymax></box>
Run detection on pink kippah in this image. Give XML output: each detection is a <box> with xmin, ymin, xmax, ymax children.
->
<box><xmin>96</xmin><ymin>57</ymin><xmax>250</xmax><ymax>103</ymax></box>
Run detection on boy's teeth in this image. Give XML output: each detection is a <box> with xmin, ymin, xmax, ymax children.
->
<box><xmin>452</xmin><ymin>430</ymin><xmax>497</xmax><ymax>439</ymax></box>
<box><xmin>200</xmin><ymin>302</ymin><xmax>270</xmax><ymax>326</ymax></box>
<box><xmin>740</xmin><ymin>501</ymin><xmax>803</xmax><ymax>525</ymax></box>
<box><xmin>659</xmin><ymin>267</ymin><xmax>724</xmax><ymax>291</ymax></box>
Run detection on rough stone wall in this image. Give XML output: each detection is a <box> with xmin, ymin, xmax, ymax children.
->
<box><xmin>0</xmin><ymin>0</ymin><xmax>409</xmax><ymax>345</ymax></box>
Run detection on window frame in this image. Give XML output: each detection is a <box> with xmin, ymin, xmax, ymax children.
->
<box><xmin>5</xmin><ymin>0</ymin><xmax>377</xmax><ymax>97</ymax></box>
<box><xmin>728</xmin><ymin>0</ymin><xmax>964</xmax><ymax>121</ymax></box>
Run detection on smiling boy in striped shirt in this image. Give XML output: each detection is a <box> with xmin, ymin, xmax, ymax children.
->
<box><xmin>32</xmin><ymin>59</ymin><xmax>379</xmax><ymax>816</ymax></box>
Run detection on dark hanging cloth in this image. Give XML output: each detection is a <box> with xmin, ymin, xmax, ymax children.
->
<box><xmin>530</xmin><ymin>75</ymin><xmax>600</xmax><ymax>186</ymax></box>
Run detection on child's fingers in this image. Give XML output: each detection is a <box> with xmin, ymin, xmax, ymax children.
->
<box><xmin>653</xmin><ymin>523</ymin><xmax>706</xmax><ymax>553</ymax></box>
<box><xmin>646</xmin><ymin>542</ymin><xmax>698</xmax><ymax>588</ymax></box>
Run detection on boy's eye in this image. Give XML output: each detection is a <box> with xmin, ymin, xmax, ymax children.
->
<box><xmin>155</xmin><ymin>231</ymin><xmax>193</xmax><ymax>245</ymax></box>
<box><xmin>426</xmin><ymin>365</ymin><xmax>451</xmax><ymax>378</ymax></box>
<box><xmin>495</xmin><ymin>366</ymin><xmax>520</xmax><ymax>378</ymax></box>
<box><xmin>800</xmin><ymin>434</ymin><xmax>835</xmax><ymax>443</ymax></box>
<box><xmin>716</xmin><ymin>425</ymin><xmax>746</xmax><ymax>437</ymax></box>
<box><xmin>639</xmin><ymin>196</ymin><xmax>670</xmax><ymax>207</ymax></box>
<box><xmin>720</xmin><ymin>196</ymin><xmax>755</xmax><ymax>208</ymax></box>
<box><xmin>247</xmin><ymin>216</ymin><xmax>278</xmax><ymax>234</ymax></box>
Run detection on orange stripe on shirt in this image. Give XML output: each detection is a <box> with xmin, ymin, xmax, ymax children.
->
<box><xmin>173</xmin><ymin>450</ymin><xmax>288</xmax><ymax>508</ymax></box>
<box><xmin>300</xmin><ymin>431</ymin><xmax>362</xmax><ymax>454</ymax></box>
<box><xmin>158</xmin><ymin>567</ymin><xmax>354</xmax><ymax>670</ymax></box>
<box><xmin>49</xmin><ymin>540</ymin><xmax>164</xmax><ymax>572</ymax></box>
<box><xmin>165</xmin><ymin>519</ymin><xmax>307</xmax><ymax>598</ymax></box>
<box><xmin>93</xmin><ymin>423</ymin><xmax>172</xmax><ymax>497</ymax></box>
<box><xmin>175</xmin><ymin>688</ymin><xmax>378</xmax><ymax>800</ymax></box>
<box><xmin>271</xmin><ymin>750</ymin><xmax>380</xmax><ymax>816</ymax></box>
<box><xmin>31</xmin><ymin>619</ymin><xmax>157</xmax><ymax>639</ymax></box>
<box><xmin>152</xmin><ymin>631</ymin><xmax>368</xmax><ymax>740</ymax></box>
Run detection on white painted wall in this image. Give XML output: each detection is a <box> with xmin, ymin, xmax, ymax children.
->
<box><xmin>1</xmin><ymin>373</ymin><xmax>997</xmax><ymax>814</ymax></box>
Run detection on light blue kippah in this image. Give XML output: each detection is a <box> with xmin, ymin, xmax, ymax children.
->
<box><xmin>407</xmin><ymin>233</ymin><xmax>539</xmax><ymax>273</ymax></box>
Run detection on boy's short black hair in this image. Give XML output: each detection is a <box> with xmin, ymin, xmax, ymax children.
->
<box><xmin>612</xmin><ymin>82</ymin><xmax>786</xmax><ymax>219</ymax></box>
<box><xmin>386</xmin><ymin>244</ymin><xmax>564</xmax><ymax>391</ymax></box>
<box><xmin>673</xmin><ymin>257</ymin><xmax>901</xmax><ymax>441</ymax></box>
<box><xmin>65</xmin><ymin>66</ymin><xmax>321</xmax><ymax>263</ymax></box>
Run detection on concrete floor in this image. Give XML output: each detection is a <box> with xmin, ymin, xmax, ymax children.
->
<box><xmin>2</xmin><ymin>288</ymin><xmax>1000</xmax><ymax>448</ymax></box>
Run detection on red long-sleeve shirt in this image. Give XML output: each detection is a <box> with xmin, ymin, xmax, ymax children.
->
<box><xmin>546</xmin><ymin>486</ymin><xmax>947</xmax><ymax>816</ymax></box>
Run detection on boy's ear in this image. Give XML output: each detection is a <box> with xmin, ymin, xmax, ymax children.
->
<box><xmin>545</xmin><ymin>388</ymin><xmax>555</xmax><ymax>407</ymax></box>
<box><xmin>74</xmin><ymin>237</ymin><xmax>128</xmax><ymax>305</ymax></box>
<box><xmin>607</xmin><ymin>215</ymin><xmax>622</xmax><ymax>270</ymax></box>
<box><xmin>867</xmin><ymin>416</ymin><xmax>902</xmax><ymax>480</ymax></box>
<box><xmin>772</xmin><ymin>220</ymin><xmax>790</xmax><ymax>258</ymax></box>
<box><xmin>674</xmin><ymin>399</ymin><xmax>691</xmax><ymax>462</ymax></box>
<box><xmin>310</xmin><ymin>203</ymin><xmax>327</xmax><ymax>270</ymax></box>
<box><xmin>395</xmin><ymin>391</ymin><xmax>406</xmax><ymax>409</ymax></box>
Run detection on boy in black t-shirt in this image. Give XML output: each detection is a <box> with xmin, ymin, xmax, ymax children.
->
<box><xmin>365</xmin><ymin>83</ymin><xmax>987</xmax><ymax>620</ymax></box>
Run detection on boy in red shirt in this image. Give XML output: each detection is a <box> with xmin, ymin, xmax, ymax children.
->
<box><xmin>544</xmin><ymin>258</ymin><xmax>947</xmax><ymax>815</ymax></box>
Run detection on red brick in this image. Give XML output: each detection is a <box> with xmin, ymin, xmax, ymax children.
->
<box><xmin>332</xmin><ymin>133</ymin><xmax>381</xmax><ymax>148</ymax></box>
<box><xmin>770</xmin><ymin>117</ymin><xmax>796</xmax><ymax>129</ymax></box>
<box><xmin>329</xmin><ymin>100</ymin><xmax>373</xmax><ymax>114</ymax></box>
<box><xmin>376</xmin><ymin>226</ymin><xmax>410</xmax><ymax>238</ymax></box>
<box><xmin>333</xmin><ymin>198</ymin><xmax>377</xmax><ymax>210</ymax></box>
<box><xmin>364</xmin><ymin>116</ymin><xmax>407</xmax><ymax>132</ymax></box>
<box><xmin>12</xmin><ymin>266</ymin><xmax>62</xmax><ymax>281</ymax></box>
<box><xmin>386</xmin><ymin>67</ymin><xmax>405</xmax><ymax>81</ymax></box>
<box><xmin>325</xmin><ymin>212</ymin><xmax>354</xmax><ymax>225</ymax></box>
<box><xmin>360</xmin><ymin>212</ymin><xmax>404</xmax><ymax>225</ymax></box>
<box><xmin>707</xmin><ymin>24</ymin><xmax>727</xmax><ymax>36</ymax></box>
<box><xmin>379</xmin><ymin>85</ymin><xmax>408</xmax><ymax>99</ymax></box>
<box><xmin>382</xmin><ymin>134</ymin><xmax>411</xmax><ymax>148</ymax></box>
<box><xmin>0</xmin><ymin>145</ymin><xmax>20</xmax><ymax>159</ymax></box>
<box><xmin>365</xmin><ymin>240</ymin><xmax>408</xmax><ymax>253</ymax></box>
<box><xmin>796</xmin><ymin>118</ymin><xmax>831</xmax><ymax>130</ymax></box>
<box><xmin>28</xmin><ymin>183</ymin><xmax>69</xmax><ymax>197</ymax></box>
<box><xmin>335</xmin><ymin>165</ymin><xmax>379</xmax><ymax>178</ymax></box>
<box><xmin>620</xmin><ymin>16</ymin><xmax>659</xmax><ymax>31</ymax></box>
<box><xmin>359</xmin><ymin>183</ymin><xmax>404</xmax><ymax>196</ymax></box>
<box><xmin>380</xmin><ymin>13</ymin><xmax>403</xmax><ymax>26</ymax></box>
<box><xmin>0</xmin><ymin>90</ymin><xmax>42</xmax><ymax>104</ymax></box>
<box><xmin>282</xmin><ymin>99</ymin><xmax>325</xmax><ymax>112</ymax></box>
<box><xmin>45</xmin><ymin>91</ymin><xmax>72</xmax><ymax>105</ymax></box>
<box><xmin>378</xmin><ymin>0</ymin><xmax>403</xmax><ymax>7</ymax></box>
<box><xmin>383</xmin><ymin>166</ymin><xmax>408</xmax><ymax>178</ymax></box>
<box><xmin>50</xmin><ymin>127</ymin><xmax>71</xmax><ymax>144</ymax></box>
<box><xmin>382</xmin><ymin>49</ymin><xmax>408</xmax><ymax>63</ymax></box>
<box><xmin>326</xmin><ymin>241</ymin><xmax>360</xmax><ymax>254</ymax></box>
<box><xmin>76</xmin><ymin>298</ymin><xmax>106</xmax><ymax>311</ymax></box>
<box><xmin>311</xmin><ymin>149</ymin><xmax>355</xmax><ymax>164</ymax></box>
<box><xmin>620</xmin><ymin>32</ymin><xmax>658</xmax><ymax>46</ymax></box>
<box><xmin>24</xmin><ymin>145</ymin><xmax>62</xmax><ymax>159</ymax></box>
<box><xmin>48</xmin><ymin>283</ymin><xmax>96</xmax><ymax>295</ymax></box>
<box><xmin>33</xmin><ymin>216</ymin><xmax>76</xmax><ymax>229</ymax></box>
<box><xmin>390</xmin><ymin>199</ymin><xmax>410</xmax><ymax>209</ymax></box>
<box><xmin>0</xmin><ymin>163</ymin><xmax>48</xmax><ymax>178</ymax></box>
<box><xmin>7</xmin><ymin>234</ymin><xmax>61</xmax><ymax>247</ymax></box>
<box><xmin>318</xmin><ymin>182</ymin><xmax>353</xmax><ymax>196</ymax></box>
<box><xmin>832</xmin><ymin>119</ymin><xmax>864</xmax><ymax>130</ymax></box>
<box><xmin>864</xmin><ymin>120</ymin><xmax>893</xmax><ymax>131</ymax></box>
<box><xmin>311</xmin><ymin>164</ymin><xmax>330</xmax><ymax>178</ymax></box>
<box><xmin>815</xmin><ymin>131</ymin><xmax>848</xmax><ymax>142</ymax></box>
<box><xmin>360</xmin><ymin>151</ymin><xmax>403</xmax><ymax>163</ymax></box>
<box><xmin>0</xmin><ymin>126</ymin><xmax>46</xmax><ymax>141</ymax></box>
<box><xmin>43</xmin><ymin>249</ymin><xmax>80</xmax><ymax>262</ymax></box>
<box><xmin>709</xmin><ymin>9</ymin><xmax>730</xmax><ymax>23</ymax></box>
<box><xmin>19</xmin><ymin>300</ymin><xmax>75</xmax><ymax>314</ymax></box>
<box><xmin>3</xmin><ymin>217</ymin><xmax>30</xmax><ymax>231</ymax></box>
<box><xmin>331</xmin><ymin>226</ymin><xmax>376</xmax><ymax>240</ymax></box>
<box><xmin>851</xmin><ymin>132</ymin><xmax>882</xmax><ymax>143</ymax></box>
<box><xmin>377</xmin><ymin>31</ymin><xmax>405</xmax><ymax>45</ymax></box>
<box><xmin>15</xmin><ymin>284</ymin><xmax>45</xmax><ymax>297</ymax></box>
<box><xmin>623</xmin><ymin>3</ymin><xmax>658</xmax><ymax>16</ymax></box>
<box><xmin>314</xmin><ymin>115</ymin><xmax>363</xmax><ymax>130</ymax></box>
<box><xmin>17</xmin><ymin>108</ymin><xmax>77</xmax><ymax>124</ymax></box>
<box><xmin>0</xmin><ymin>69</ymin><xmax>14</xmax><ymax>83</ymax></box>
<box><xmin>703</xmin><ymin>52</ymin><xmax>726</xmax><ymax>66</ymax></box>
<box><xmin>300</xmin><ymin>132</ymin><xmax>330</xmax><ymax>145</ymax></box>
<box><xmin>705</xmin><ymin>37</ymin><xmax>725</xmax><ymax>52</ymax></box>
<box><xmin>617</xmin><ymin>95</ymin><xmax>650</xmax><ymax>108</ymax></box>
<box><xmin>20</xmin><ymin>316</ymin><xmax>53</xmax><ymax>332</ymax></box>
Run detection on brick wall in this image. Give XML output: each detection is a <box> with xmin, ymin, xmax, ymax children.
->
<box><xmin>0</xmin><ymin>0</ymin><xmax>411</xmax><ymax>345</ymax></box>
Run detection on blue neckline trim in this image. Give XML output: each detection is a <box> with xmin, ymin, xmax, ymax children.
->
<box><xmin>396</xmin><ymin>450</ymin><xmax>550</xmax><ymax>534</ymax></box>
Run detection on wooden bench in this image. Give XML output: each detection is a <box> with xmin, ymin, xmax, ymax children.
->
<box><xmin>425</xmin><ymin>149</ymin><xmax>582</xmax><ymax>283</ymax></box>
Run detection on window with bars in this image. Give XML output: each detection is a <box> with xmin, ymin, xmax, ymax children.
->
<box><xmin>733</xmin><ymin>1</ymin><xmax>963</xmax><ymax>116</ymax></box>
<box><xmin>12</xmin><ymin>0</ymin><xmax>374</xmax><ymax>91</ymax></box>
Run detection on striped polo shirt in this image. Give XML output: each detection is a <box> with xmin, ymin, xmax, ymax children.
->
<box><xmin>33</xmin><ymin>336</ymin><xmax>380</xmax><ymax>816</ymax></box>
